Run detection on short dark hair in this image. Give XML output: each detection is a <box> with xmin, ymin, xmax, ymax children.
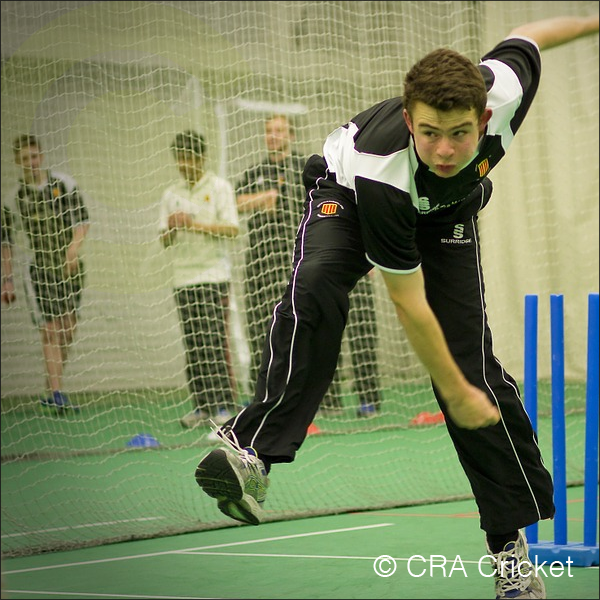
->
<box><xmin>402</xmin><ymin>48</ymin><xmax>487</xmax><ymax>117</ymax></box>
<box><xmin>13</xmin><ymin>134</ymin><xmax>40</xmax><ymax>155</ymax></box>
<box><xmin>171</xmin><ymin>130</ymin><xmax>206</xmax><ymax>157</ymax></box>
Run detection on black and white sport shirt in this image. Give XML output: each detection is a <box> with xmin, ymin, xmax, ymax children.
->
<box><xmin>305</xmin><ymin>36</ymin><xmax>541</xmax><ymax>273</ymax></box>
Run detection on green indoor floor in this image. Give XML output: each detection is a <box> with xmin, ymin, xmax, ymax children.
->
<box><xmin>2</xmin><ymin>487</ymin><xmax>598</xmax><ymax>600</ymax></box>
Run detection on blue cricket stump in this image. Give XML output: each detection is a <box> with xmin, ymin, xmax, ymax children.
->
<box><xmin>524</xmin><ymin>293</ymin><xmax>599</xmax><ymax>567</ymax></box>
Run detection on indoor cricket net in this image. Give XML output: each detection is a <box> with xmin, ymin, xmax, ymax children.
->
<box><xmin>1</xmin><ymin>0</ymin><xmax>598</xmax><ymax>557</ymax></box>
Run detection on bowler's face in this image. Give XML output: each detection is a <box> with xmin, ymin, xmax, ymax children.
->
<box><xmin>404</xmin><ymin>102</ymin><xmax>490</xmax><ymax>178</ymax></box>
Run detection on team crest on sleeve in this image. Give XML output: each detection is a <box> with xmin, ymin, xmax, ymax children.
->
<box><xmin>317</xmin><ymin>200</ymin><xmax>343</xmax><ymax>217</ymax></box>
<box><xmin>476</xmin><ymin>158</ymin><xmax>490</xmax><ymax>178</ymax></box>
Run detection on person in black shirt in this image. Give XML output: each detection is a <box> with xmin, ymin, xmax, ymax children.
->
<box><xmin>235</xmin><ymin>115</ymin><xmax>307</xmax><ymax>389</ymax></box>
<box><xmin>1</xmin><ymin>135</ymin><xmax>90</xmax><ymax>412</ymax></box>
<box><xmin>236</xmin><ymin>114</ymin><xmax>381</xmax><ymax>416</ymax></box>
<box><xmin>196</xmin><ymin>15</ymin><xmax>598</xmax><ymax>599</ymax></box>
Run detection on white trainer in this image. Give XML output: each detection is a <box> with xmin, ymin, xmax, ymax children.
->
<box><xmin>487</xmin><ymin>530</ymin><xmax>546</xmax><ymax>599</ymax></box>
<box><xmin>195</xmin><ymin>427</ymin><xmax>269</xmax><ymax>526</ymax></box>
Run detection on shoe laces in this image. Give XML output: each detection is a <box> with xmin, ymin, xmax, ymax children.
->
<box><xmin>490</xmin><ymin>534</ymin><xmax>535</xmax><ymax>597</ymax></box>
<box><xmin>209</xmin><ymin>421</ymin><xmax>263</xmax><ymax>469</ymax></box>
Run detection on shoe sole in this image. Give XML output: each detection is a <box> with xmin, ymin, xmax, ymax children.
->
<box><xmin>195</xmin><ymin>449</ymin><xmax>262</xmax><ymax>526</ymax></box>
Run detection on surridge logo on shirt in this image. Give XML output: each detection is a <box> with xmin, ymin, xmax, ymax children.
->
<box><xmin>418</xmin><ymin>197</ymin><xmax>431</xmax><ymax>212</ymax></box>
<box><xmin>476</xmin><ymin>158</ymin><xmax>490</xmax><ymax>178</ymax></box>
<box><xmin>441</xmin><ymin>223</ymin><xmax>472</xmax><ymax>245</ymax></box>
<box><xmin>317</xmin><ymin>200</ymin><xmax>343</xmax><ymax>217</ymax></box>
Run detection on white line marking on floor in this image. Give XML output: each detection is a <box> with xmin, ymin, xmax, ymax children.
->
<box><xmin>3</xmin><ymin>523</ymin><xmax>395</xmax><ymax>574</ymax></box>
<box><xmin>177</xmin><ymin>551</ymin><xmax>495</xmax><ymax>565</ymax></box>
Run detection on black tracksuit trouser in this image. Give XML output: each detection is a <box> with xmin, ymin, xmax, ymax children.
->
<box><xmin>226</xmin><ymin>192</ymin><xmax>554</xmax><ymax>534</ymax></box>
